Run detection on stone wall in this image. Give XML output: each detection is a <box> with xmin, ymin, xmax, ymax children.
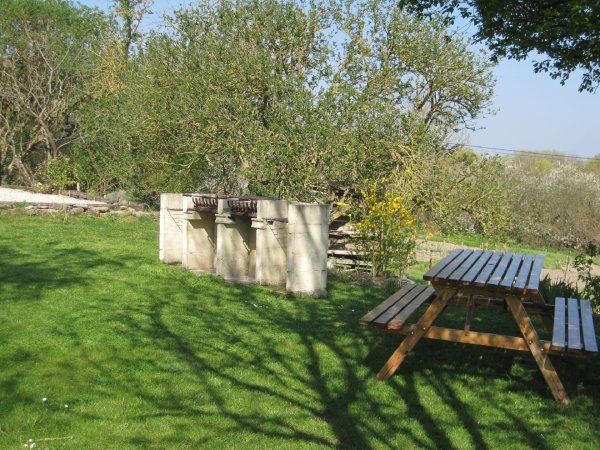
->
<box><xmin>0</xmin><ymin>201</ymin><xmax>154</xmax><ymax>217</ymax></box>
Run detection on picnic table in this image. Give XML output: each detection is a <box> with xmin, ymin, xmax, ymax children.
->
<box><xmin>360</xmin><ymin>249</ymin><xmax>598</xmax><ymax>406</ymax></box>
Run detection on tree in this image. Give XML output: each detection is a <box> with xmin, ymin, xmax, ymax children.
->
<box><xmin>318</xmin><ymin>0</ymin><xmax>494</xmax><ymax>192</ymax></box>
<box><xmin>77</xmin><ymin>0</ymin><xmax>495</xmax><ymax>202</ymax></box>
<box><xmin>400</xmin><ymin>0</ymin><xmax>600</xmax><ymax>92</ymax></box>
<box><xmin>113</xmin><ymin>0</ymin><xmax>153</xmax><ymax>60</ymax></box>
<box><xmin>0</xmin><ymin>0</ymin><xmax>107</xmax><ymax>186</ymax></box>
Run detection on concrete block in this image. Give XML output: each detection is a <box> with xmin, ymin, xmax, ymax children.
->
<box><xmin>286</xmin><ymin>203</ymin><xmax>330</xmax><ymax>296</ymax></box>
<box><xmin>254</xmin><ymin>199</ymin><xmax>289</xmax><ymax>286</ymax></box>
<box><xmin>257</xmin><ymin>199</ymin><xmax>289</xmax><ymax>220</ymax></box>
<box><xmin>182</xmin><ymin>211</ymin><xmax>216</xmax><ymax>272</ymax></box>
<box><xmin>255</xmin><ymin>219</ymin><xmax>289</xmax><ymax>286</ymax></box>
<box><xmin>159</xmin><ymin>193</ymin><xmax>184</xmax><ymax>264</ymax></box>
<box><xmin>216</xmin><ymin>213</ymin><xmax>256</xmax><ymax>282</ymax></box>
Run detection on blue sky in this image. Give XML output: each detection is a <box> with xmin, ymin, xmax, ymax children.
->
<box><xmin>80</xmin><ymin>0</ymin><xmax>600</xmax><ymax>158</ymax></box>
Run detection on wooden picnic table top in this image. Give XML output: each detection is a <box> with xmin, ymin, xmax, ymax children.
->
<box><xmin>423</xmin><ymin>249</ymin><xmax>545</xmax><ymax>297</ymax></box>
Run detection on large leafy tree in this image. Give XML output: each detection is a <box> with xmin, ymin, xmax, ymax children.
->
<box><xmin>400</xmin><ymin>0</ymin><xmax>600</xmax><ymax>92</ymax></box>
<box><xmin>80</xmin><ymin>0</ymin><xmax>494</xmax><ymax>201</ymax></box>
<box><xmin>0</xmin><ymin>0</ymin><xmax>107</xmax><ymax>186</ymax></box>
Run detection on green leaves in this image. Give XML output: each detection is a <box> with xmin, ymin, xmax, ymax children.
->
<box><xmin>400</xmin><ymin>0</ymin><xmax>600</xmax><ymax>92</ymax></box>
<box><xmin>2</xmin><ymin>1</ymin><xmax>496</xmax><ymax>202</ymax></box>
<box><xmin>0</xmin><ymin>0</ymin><xmax>109</xmax><ymax>187</ymax></box>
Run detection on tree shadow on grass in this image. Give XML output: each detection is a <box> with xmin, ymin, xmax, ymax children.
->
<box><xmin>0</xmin><ymin>244</ymin><xmax>127</xmax><ymax>302</ymax></box>
<box><xmin>2</xmin><ymin>249</ymin><xmax>600</xmax><ymax>448</ymax></box>
<box><xmin>59</xmin><ymin>269</ymin><xmax>600</xmax><ymax>448</ymax></box>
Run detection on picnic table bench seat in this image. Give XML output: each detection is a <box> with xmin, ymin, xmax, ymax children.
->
<box><xmin>552</xmin><ymin>297</ymin><xmax>598</xmax><ymax>353</ymax></box>
<box><xmin>360</xmin><ymin>284</ymin><xmax>436</xmax><ymax>331</ymax></box>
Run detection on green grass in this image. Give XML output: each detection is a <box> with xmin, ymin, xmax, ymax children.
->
<box><xmin>1</xmin><ymin>212</ymin><xmax>600</xmax><ymax>449</ymax></box>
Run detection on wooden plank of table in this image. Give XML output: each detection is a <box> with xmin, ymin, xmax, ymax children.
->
<box><xmin>488</xmin><ymin>252</ymin><xmax>514</xmax><ymax>287</ymax></box>
<box><xmin>474</xmin><ymin>251</ymin><xmax>503</xmax><ymax>287</ymax></box>
<box><xmin>423</xmin><ymin>249</ymin><xmax>464</xmax><ymax>281</ymax></box>
<box><xmin>433</xmin><ymin>249</ymin><xmax>474</xmax><ymax>281</ymax></box>
<box><xmin>499</xmin><ymin>253</ymin><xmax>524</xmax><ymax>290</ymax></box>
<box><xmin>580</xmin><ymin>300</ymin><xmax>599</xmax><ymax>352</ymax></box>
<box><xmin>513</xmin><ymin>253</ymin><xmax>534</xmax><ymax>291</ymax></box>
<box><xmin>448</xmin><ymin>250</ymin><xmax>484</xmax><ymax>283</ymax></box>
<box><xmin>374</xmin><ymin>285</ymin><xmax>431</xmax><ymax>326</ymax></box>
<box><xmin>387</xmin><ymin>286</ymin><xmax>437</xmax><ymax>329</ymax></box>
<box><xmin>460</xmin><ymin>250</ymin><xmax>494</xmax><ymax>284</ymax></box>
<box><xmin>552</xmin><ymin>297</ymin><xmax>566</xmax><ymax>351</ymax></box>
<box><xmin>526</xmin><ymin>254</ymin><xmax>545</xmax><ymax>293</ymax></box>
<box><xmin>359</xmin><ymin>284</ymin><xmax>420</xmax><ymax>325</ymax></box>
<box><xmin>567</xmin><ymin>297</ymin><xmax>583</xmax><ymax>351</ymax></box>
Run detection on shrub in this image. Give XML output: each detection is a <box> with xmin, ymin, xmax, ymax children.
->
<box><xmin>510</xmin><ymin>164</ymin><xmax>600</xmax><ymax>248</ymax></box>
<box><xmin>574</xmin><ymin>243</ymin><xmax>600</xmax><ymax>312</ymax></box>
<box><xmin>539</xmin><ymin>275</ymin><xmax>581</xmax><ymax>305</ymax></box>
<box><xmin>350</xmin><ymin>180</ymin><xmax>416</xmax><ymax>278</ymax></box>
<box><xmin>410</xmin><ymin>151</ymin><xmax>513</xmax><ymax>239</ymax></box>
<box><xmin>36</xmin><ymin>154</ymin><xmax>78</xmax><ymax>192</ymax></box>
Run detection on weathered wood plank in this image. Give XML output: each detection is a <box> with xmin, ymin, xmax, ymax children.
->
<box><xmin>423</xmin><ymin>249</ymin><xmax>464</xmax><ymax>281</ymax></box>
<box><xmin>474</xmin><ymin>252</ymin><xmax>503</xmax><ymax>287</ymax></box>
<box><xmin>433</xmin><ymin>249</ymin><xmax>474</xmax><ymax>282</ymax></box>
<box><xmin>526</xmin><ymin>254</ymin><xmax>545</xmax><ymax>293</ymax></box>
<box><xmin>387</xmin><ymin>285</ymin><xmax>437</xmax><ymax>329</ymax></box>
<box><xmin>487</xmin><ymin>252</ymin><xmax>514</xmax><ymax>287</ymax></box>
<box><xmin>396</xmin><ymin>325</ymin><xmax>556</xmax><ymax>353</ymax></box>
<box><xmin>373</xmin><ymin>285</ymin><xmax>430</xmax><ymax>326</ymax></box>
<box><xmin>448</xmin><ymin>250</ymin><xmax>484</xmax><ymax>283</ymax></box>
<box><xmin>567</xmin><ymin>298</ymin><xmax>583</xmax><ymax>351</ymax></box>
<box><xmin>369</xmin><ymin>324</ymin><xmax>583</xmax><ymax>357</ymax></box>
<box><xmin>580</xmin><ymin>300</ymin><xmax>599</xmax><ymax>352</ymax></box>
<box><xmin>513</xmin><ymin>254</ymin><xmax>534</xmax><ymax>291</ymax></box>
<box><xmin>552</xmin><ymin>297</ymin><xmax>566</xmax><ymax>351</ymax></box>
<box><xmin>500</xmin><ymin>253</ymin><xmax>524</xmax><ymax>290</ymax></box>
<box><xmin>359</xmin><ymin>284</ymin><xmax>420</xmax><ymax>325</ymax></box>
<box><xmin>460</xmin><ymin>250</ymin><xmax>494</xmax><ymax>284</ymax></box>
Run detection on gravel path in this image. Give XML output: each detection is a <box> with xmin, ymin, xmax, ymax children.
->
<box><xmin>0</xmin><ymin>187</ymin><xmax>108</xmax><ymax>206</ymax></box>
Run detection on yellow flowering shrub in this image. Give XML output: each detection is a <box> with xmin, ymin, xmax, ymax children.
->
<box><xmin>351</xmin><ymin>180</ymin><xmax>416</xmax><ymax>277</ymax></box>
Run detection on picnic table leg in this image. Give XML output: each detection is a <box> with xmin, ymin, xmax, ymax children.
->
<box><xmin>505</xmin><ymin>296</ymin><xmax>571</xmax><ymax>406</ymax></box>
<box><xmin>376</xmin><ymin>288</ymin><xmax>455</xmax><ymax>380</ymax></box>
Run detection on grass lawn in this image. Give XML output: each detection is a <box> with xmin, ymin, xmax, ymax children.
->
<box><xmin>1</xmin><ymin>212</ymin><xmax>599</xmax><ymax>449</ymax></box>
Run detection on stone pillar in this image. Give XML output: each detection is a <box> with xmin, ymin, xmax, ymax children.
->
<box><xmin>159</xmin><ymin>193</ymin><xmax>184</xmax><ymax>264</ymax></box>
<box><xmin>286</xmin><ymin>203</ymin><xmax>330</xmax><ymax>297</ymax></box>
<box><xmin>215</xmin><ymin>199</ymin><xmax>255</xmax><ymax>282</ymax></box>
<box><xmin>253</xmin><ymin>199</ymin><xmax>289</xmax><ymax>286</ymax></box>
<box><xmin>182</xmin><ymin>196</ymin><xmax>217</xmax><ymax>273</ymax></box>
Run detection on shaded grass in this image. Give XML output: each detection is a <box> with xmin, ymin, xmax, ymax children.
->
<box><xmin>1</xmin><ymin>212</ymin><xmax>599</xmax><ymax>449</ymax></box>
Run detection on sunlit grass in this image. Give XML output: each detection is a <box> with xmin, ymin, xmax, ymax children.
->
<box><xmin>1</xmin><ymin>212</ymin><xmax>599</xmax><ymax>449</ymax></box>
